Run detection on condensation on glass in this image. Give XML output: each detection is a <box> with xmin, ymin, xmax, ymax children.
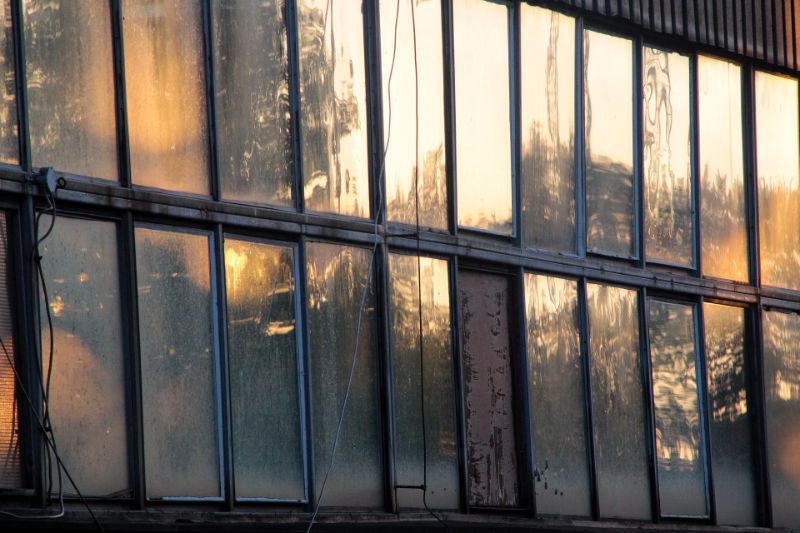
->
<box><xmin>524</xmin><ymin>274</ymin><xmax>590</xmax><ymax>517</ymax></box>
<box><xmin>214</xmin><ymin>0</ymin><xmax>292</xmax><ymax>206</ymax></box>
<box><xmin>763</xmin><ymin>309</ymin><xmax>800</xmax><ymax>528</ymax></box>
<box><xmin>0</xmin><ymin>3</ymin><xmax>16</xmax><ymax>164</ymax></box>
<box><xmin>584</xmin><ymin>30</ymin><xmax>634</xmax><ymax>257</ymax></box>
<box><xmin>459</xmin><ymin>270</ymin><xmax>518</xmax><ymax>507</ymax></box>
<box><xmin>698</xmin><ymin>56</ymin><xmax>747</xmax><ymax>281</ymax></box>
<box><xmin>305</xmin><ymin>242</ymin><xmax>381</xmax><ymax>507</ymax></box>
<box><xmin>299</xmin><ymin>0</ymin><xmax>370</xmax><ymax>218</ymax></box>
<box><xmin>123</xmin><ymin>0</ymin><xmax>210</xmax><ymax>194</ymax></box>
<box><xmin>704</xmin><ymin>303</ymin><xmax>755</xmax><ymax>525</ymax></box>
<box><xmin>643</xmin><ymin>47</ymin><xmax>692</xmax><ymax>266</ymax></box>
<box><xmin>647</xmin><ymin>299</ymin><xmax>707</xmax><ymax>517</ymax></box>
<box><xmin>135</xmin><ymin>227</ymin><xmax>219</xmax><ymax>498</ymax></box>
<box><xmin>453</xmin><ymin>0</ymin><xmax>513</xmax><ymax>235</ymax></box>
<box><xmin>755</xmin><ymin>71</ymin><xmax>800</xmax><ymax>291</ymax></box>
<box><xmin>587</xmin><ymin>283</ymin><xmax>650</xmax><ymax>519</ymax></box>
<box><xmin>224</xmin><ymin>237</ymin><xmax>303</xmax><ymax>501</ymax></box>
<box><xmin>39</xmin><ymin>217</ymin><xmax>128</xmax><ymax>496</ymax></box>
<box><xmin>521</xmin><ymin>6</ymin><xmax>575</xmax><ymax>253</ymax></box>
<box><xmin>380</xmin><ymin>0</ymin><xmax>447</xmax><ymax>229</ymax></box>
<box><xmin>25</xmin><ymin>0</ymin><xmax>117</xmax><ymax>180</ymax></box>
<box><xmin>0</xmin><ymin>213</ymin><xmax>21</xmax><ymax>489</ymax></box>
<box><xmin>388</xmin><ymin>254</ymin><xmax>457</xmax><ymax>510</ymax></box>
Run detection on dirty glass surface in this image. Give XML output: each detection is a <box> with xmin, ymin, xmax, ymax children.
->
<box><xmin>0</xmin><ymin>214</ymin><xmax>21</xmax><ymax>489</ymax></box>
<box><xmin>305</xmin><ymin>242</ymin><xmax>381</xmax><ymax>507</ymax></box>
<box><xmin>521</xmin><ymin>6</ymin><xmax>575</xmax><ymax>253</ymax></box>
<box><xmin>224</xmin><ymin>238</ymin><xmax>303</xmax><ymax>501</ymax></box>
<box><xmin>587</xmin><ymin>283</ymin><xmax>650</xmax><ymax>519</ymax></box>
<box><xmin>380</xmin><ymin>0</ymin><xmax>447</xmax><ymax>229</ymax></box>
<box><xmin>0</xmin><ymin>3</ymin><xmax>17</xmax><ymax>165</ymax></box>
<box><xmin>453</xmin><ymin>0</ymin><xmax>513</xmax><ymax>235</ymax></box>
<box><xmin>389</xmin><ymin>254</ymin><xmax>457</xmax><ymax>510</ymax></box>
<box><xmin>525</xmin><ymin>274</ymin><xmax>590</xmax><ymax>517</ymax></box>
<box><xmin>136</xmin><ymin>227</ymin><xmax>219</xmax><ymax>498</ymax></box>
<box><xmin>214</xmin><ymin>0</ymin><xmax>292</xmax><ymax>206</ymax></box>
<box><xmin>299</xmin><ymin>0</ymin><xmax>370</xmax><ymax>218</ymax></box>
<box><xmin>123</xmin><ymin>0</ymin><xmax>210</xmax><ymax>194</ymax></box>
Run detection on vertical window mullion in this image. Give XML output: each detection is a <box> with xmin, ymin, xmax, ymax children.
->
<box><xmin>742</xmin><ymin>64</ymin><xmax>760</xmax><ymax>287</ymax></box>
<box><xmin>110</xmin><ymin>0</ymin><xmax>132</xmax><ymax>188</ymax></box>
<box><xmin>212</xmin><ymin>224</ymin><xmax>232</xmax><ymax>509</ymax></box>
<box><xmin>639</xmin><ymin>288</ymin><xmax>661</xmax><ymax>520</ymax></box>
<box><xmin>12</xmin><ymin>0</ymin><xmax>29</xmax><ymax>172</ymax></box>
<box><xmin>286</xmin><ymin>0</ymin><xmax>303</xmax><ymax>213</ymax></box>
<box><xmin>442</xmin><ymin>0</ymin><xmax>457</xmax><ymax>236</ymax></box>
<box><xmin>575</xmin><ymin>16</ymin><xmax>586</xmax><ymax>257</ymax></box>
<box><xmin>578</xmin><ymin>278</ymin><xmax>600</xmax><ymax>520</ymax></box>
<box><xmin>203</xmin><ymin>0</ymin><xmax>221</xmax><ymax>203</ymax></box>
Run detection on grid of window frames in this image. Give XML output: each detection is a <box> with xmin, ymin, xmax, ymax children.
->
<box><xmin>0</xmin><ymin>0</ymin><xmax>798</xmax><ymax>530</ymax></box>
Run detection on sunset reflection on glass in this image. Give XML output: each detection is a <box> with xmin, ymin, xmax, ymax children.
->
<box><xmin>0</xmin><ymin>214</ymin><xmax>20</xmax><ymax>489</ymax></box>
<box><xmin>454</xmin><ymin>0</ymin><xmax>512</xmax><ymax>234</ymax></box>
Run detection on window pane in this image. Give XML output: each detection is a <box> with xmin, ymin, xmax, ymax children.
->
<box><xmin>381</xmin><ymin>0</ymin><xmax>447</xmax><ymax>229</ymax></box>
<box><xmin>647</xmin><ymin>299</ymin><xmax>706</xmax><ymax>517</ymax></box>
<box><xmin>0</xmin><ymin>3</ymin><xmax>16</xmax><ymax>165</ymax></box>
<box><xmin>25</xmin><ymin>0</ymin><xmax>117</xmax><ymax>180</ymax></box>
<box><xmin>299</xmin><ymin>0</ymin><xmax>369</xmax><ymax>218</ymax></box>
<box><xmin>756</xmin><ymin>71</ymin><xmax>800</xmax><ymax>290</ymax></box>
<box><xmin>584</xmin><ymin>30</ymin><xmax>634</xmax><ymax>256</ymax></box>
<box><xmin>704</xmin><ymin>303</ymin><xmax>755</xmax><ymax>525</ymax></box>
<box><xmin>524</xmin><ymin>274</ymin><xmax>590</xmax><ymax>517</ymax></box>
<box><xmin>389</xmin><ymin>254</ymin><xmax>457</xmax><ymax>510</ymax></box>
<box><xmin>123</xmin><ymin>0</ymin><xmax>210</xmax><ymax>194</ymax></box>
<box><xmin>305</xmin><ymin>242</ymin><xmax>381</xmax><ymax>507</ymax></box>
<box><xmin>214</xmin><ymin>0</ymin><xmax>292</xmax><ymax>206</ymax></box>
<box><xmin>136</xmin><ymin>227</ymin><xmax>219</xmax><ymax>498</ymax></box>
<box><xmin>224</xmin><ymin>238</ymin><xmax>303</xmax><ymax>500</ymax></box>
<box><xmin>454</xmin><ymin>0</ymin><xmax>513</xmax><ymax>235</ymax></box>
<box><xmin>521</xmin><ymin>6</ymin><xmax>575</xmax><ymax>253</ymax></box>
<box><xmin>587</xmin><ymin>283</ymin><xmax>650</xmax><ymax>519</ymax></box>
<box><xmin>699</xmin><ymin>56</ymin><xmax>747</xmax><ymax>281</ymax></box>
<box><xmin>39</xmin><ymin>217</ymin><xmax>128</xmax><ymax>496</ymax></box>
<box><xmin>459</xmin><ymin>270</ymin><xmax>518</xmax><ymax>507</ymax></box>
<box><xmin>0</xmin><ymin>213</ymin><xmax>21</xmax><ymax>489</ymax></box>
<box><xmin>643</xmin><ymin>47</ymin><xmax>692</xmax><ymax>266</ymax></box>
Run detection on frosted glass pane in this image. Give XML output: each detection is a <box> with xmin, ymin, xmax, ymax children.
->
<box><xmin>136</xmin><ymin>227</ymin><xmax>219</xmax><ymax>498</ymax></box>
<box><xmin>381</xmin><ymin>0</ymin><xmax>447</xmax><ymax>228</ymax></box>
<box><xmin>389</xmin><ymin>254</ymin><xmax>457</xmax><ymax>510</ymax></box>
<box><xmin>25</xmin><ymin>0</ymin><xmax>117</xmax><ymax>180</ymax></box>
<box><xmin>525</xmin><ymin>274</ymin><xmax>590</xmax><ymax>517</ymax></box>
<box><xmin>521</xmin><ymin>6</ymin><xmax>575</xmax><ymax>253</ymax></box>
<box><xmin>699</xmin><ymin>56</ymin><xmax>747</xmax><ymax>281</ymax></box>
<box><xmin>587</xmin><ymin>284</ymin><xmax>650</xmax><ymax>519</ymax></box>
<box><xmin>299</xmin><ymin>0</ymin><xmax>369</xmax><ymax>217</ymax></box>
<box><xmin>647</xmin><ymin>299</ymin><xmax>706</xmax><ymax>517</ymax></box>
<box><xmin>454</xmin><ymin>0</ymin><xmax>513</xmax><ymax>234</ymax></box>
<box><xmin>584</xmin><ymin>30</ymin><xmax>634</xmax><ymax>256</ymax></box>
<box><xmin>755</xmin><ymin>71</ymin><xmax>800</xmax><ymax>290</ymax></box>
<box><xmin>704</xmin><ymin>303</ymin><xmax>755</xmax><ymax>525</ymax></box>
<box><xmin>0</xmin><ymin>213</ymin><xmax>21</xmax><ymax>489</ymax></box>
<box><xmin>643</xmin><ymin>47</ymin><xmax>692</xmax><ymax>266</ymax></box>
<box><xmin>123</xmin><ymin>0</ymin><xmax>210</xmax><ymax>194</ymax></box>
<box><xmin>224</xmin><ymin>238</ymin><xmax>303</xmax><ymax>500</ymax></box>
<box><xmin>305</xmin><ymin>243</ymin><xmax>381</xmax><ymax>507</ymax></box>
<box><xmin>39</xmin><ymin>217</ymin><xmax>128</xmax><ymax>496</ymax></box>
<box><xmin>214</xmin><ymin>0</ymin><xmax>292</xmax><ymax>206</ymax></box>
<box><xmin>0</xmin><ymin>3</ymin><xmax>16</xmax><ymax>165</ymax></box>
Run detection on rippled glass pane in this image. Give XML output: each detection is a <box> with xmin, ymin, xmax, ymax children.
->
<box><xmin>756</xmin><ymin>71</ymin><xmax>800</xmax><ymax>290</ymax></box>
<box><xmin>136</xmin><ymin>227</ymin><xmax>218</xmax><ymax>498</ymax></box>
<box><xmin>643</xmin><ymin>47</ymin><xmax>692</xmax><ymax>265</ymax></box>
<box><xmin>0</xmin><ymin>4</ymin><xmax>16</xmax><ymax>165</ymax></box>
<box><xmin>39</xmin><ymin>217</ymin><xmax>128</xmax><ymax>496</ymax></box>
<box><xmin>647</xmin><ymin>299</ymin><xmax>706</xmax><ymax>517</ymax></box>
<box><xmin>521</xmin><ymin>6</ymin><xmax>575</xmax><ymax>253</ymax></box>
<box><xmin>525</xmin><ymin>274</ymin><xmax>589</xmax><ymax>517</ymax></box>
<box><xmin>224</xmin><ymin>238</ymin><xmax>302</xmax><ymax>500</ymax></box>
<box><xmin>381</xmin><ymin>0</ymin><xmax>446</xmax><ymax>229</ymax></box>
<box><xmin>453</xmin><ymin>0</ymin><xmax>513</xmax><ymax>234</ymax></box>
<box><xmin>699</xmin><ymin>56</ymin><xmax>747</xmax><ymax>281</ymax></box>
<box><xmin>763</xmin><ymin>309</ymin><xmax>800</xmax><ymax>527</ymax></box>
<box><xmin>389</xmin><ymin>254</ymin><xmax>457</xmax><ymax>510</ymax></box>
<box><xmin>0</xmin><ymin>214</ymin><xmax>21</xmax><ymax>489</ymax></box>
<box><xmin>584</xmin><ymin>30</ymin><xmax>634</xmax><ymax>256</ymax></box>
<box><xmin>25</xmin><ymin>0</ymin><xmax>117</xmax><ymax>180</ymax></box>
<box><xmin>704</xmin><ymin>303</ymin><xmax>755</xmax><ymax>525</ymax></box>
<box><xmin>214</xmin><ymin>0</ymin><xmax>292</xmax><ymax>206</ymax></box>
<box><xmin>459</xmin><ymin>270</ymin><xmax>518</xmax><ymax>507</ymax></box>
<box><xmin>305</xmin><ymin>242</ymin><xmax>381</xmax><ymax>507</ymax></box>
<box><xmin>587</xmin><ymin>284</ymin><xmax>650</xmax><ymax>519</ymax></box>
<box><xmin>123</xmin><ymin>0</ymin><xmax>210</xmax><ymax>194</ymax></box>
<box><xmin>299</xmin><ymin>0</ymin><xmax>369</xmax><ymax>217</ymax></box>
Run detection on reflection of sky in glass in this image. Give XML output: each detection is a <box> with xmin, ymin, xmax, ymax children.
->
<box><xmin>454</xmin><ymin>0</ymin><xmax>512</xmax><ymax>234</ymax></box>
